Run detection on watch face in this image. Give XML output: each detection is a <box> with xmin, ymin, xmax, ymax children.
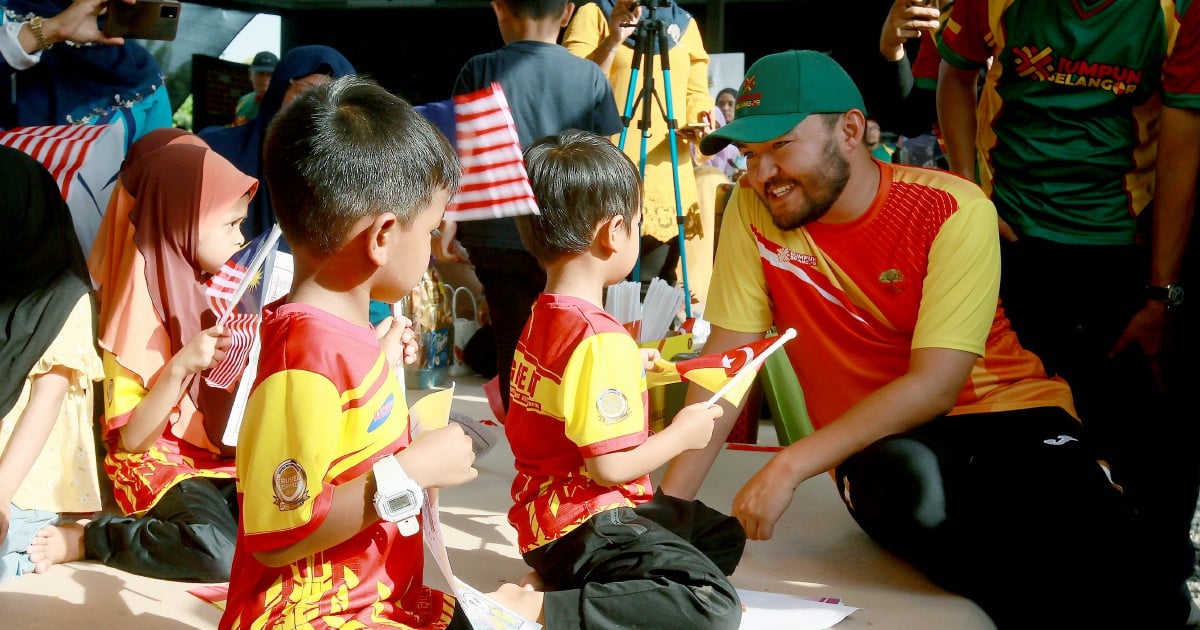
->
<box><xmin>1168</xmin><ymin>285</ymin><xmax>1185</xmax><ymax>307</ymax></box>
<box><xmin>386</xmin><ymin>492</ymin><xmax>415</xmax><ymax>513</ymax></box>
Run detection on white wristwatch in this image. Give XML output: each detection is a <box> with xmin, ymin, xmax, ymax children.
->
<box><xmin>373</xmin><ymin>456</ymin><xmax>423</xmax><ymax>536</ymax></box>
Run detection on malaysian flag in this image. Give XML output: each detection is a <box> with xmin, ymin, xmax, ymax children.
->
<box><xmin>203</xmin><ymin>226</ymin><xmax>282</xmax><ymax>390</ymax></box>
<box><xmin>415</xmin><ymin>83</ymin><xmax>539</xmax><ymax>221</ymax></box>
<box><xmin>0</xmin><ymin>124</ymin><xmax>125</xmax><ymax>255</ymax></box>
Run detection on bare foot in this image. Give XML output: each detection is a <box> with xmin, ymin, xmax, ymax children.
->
<box><xmin>488</xmin><ymin>582</ymin><xmax>544</xmax><ymax>623</ymax></box>
<box><xmin>26</xmin><ymin>519</ymin><xmax>89</xmax><ymax>573</ymax></box>
<box><xmin>518</xmin><ymin>570</ymin><xmax>546</xmax><ymax>591</ymax></box>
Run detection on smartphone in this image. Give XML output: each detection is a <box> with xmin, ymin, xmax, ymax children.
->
<box><xmin>103</xmin><ymin>0</ymin><xmax>181</xmax><ymax>41</ymax></box>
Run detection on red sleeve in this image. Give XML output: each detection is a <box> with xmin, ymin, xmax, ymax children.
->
<box><xmin>1164</xmin><ymin>1</ymin><xmax>1200</xmax><ymax>109</ymax></box>
<box><xmin>937</xmin><ymin>0</ymin><xmax>994</xmax><ymax>69</ymax></box>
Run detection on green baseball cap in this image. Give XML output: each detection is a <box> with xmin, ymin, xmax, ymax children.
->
<box><xmin>700</xmin><ymin>50</ymin><xmax>867</xmax><ymax>155</ymax></box>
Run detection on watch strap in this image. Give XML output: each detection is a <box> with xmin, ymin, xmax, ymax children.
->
<box><xmin>372</xmin><ymin>455</ymin><xmax>410</xmax><ymax>491</ymax></box>
<box><xmin>1147</xmin><ymin>284</ymin><xmax>1184</xmax><ymax>308</ymax></box>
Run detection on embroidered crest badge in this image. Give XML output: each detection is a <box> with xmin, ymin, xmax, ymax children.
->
<box><xmin>272</xmin><ymin>459</ymin><xmax>309</xmax><ymax>511</ymax></box>
<box><xmin>596</xmin><ymin>389</ymin><xmax>630</xmax><ymax>424</ymax></box>
<box><xmin>878</xmin><ymin>268</ymin><xmax>904</xmax><ymax>291</ymax></box>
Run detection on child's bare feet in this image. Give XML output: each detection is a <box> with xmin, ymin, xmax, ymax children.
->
<box><xmin>26</xmin><ymin>519</ymin><xmax>89</xmax><ymax>573</ymax></box>
<box><xmin>488</xmin><ymin>582</ymin><xmax>544</xmax><ymax>623</ymax></box>
<box><xmin>518</xmin><ymin>570</ymin><xmax>546</xmax><ymax>591</ymax></box>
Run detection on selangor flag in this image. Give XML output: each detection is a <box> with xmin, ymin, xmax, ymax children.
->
<box><xmin>646</xmin><ymin>337</ymin><xmax>779</xmax><ymax>406</ymax></box>
<box><xmin>415</xmin><ymin>83</ymin><xmax>539</xmax><ymax>221</ymax></box>
<box><xmin>203</xmin><ymin>227</ymin><xmax>280</xmax><ymax>390</ymax></box>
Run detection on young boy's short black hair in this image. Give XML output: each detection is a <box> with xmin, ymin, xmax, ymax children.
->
<box><xmin>517</xmin><ymin>129</ymin><xmax>641</xmax><ymax>266</ymax></box>
<box><xmin>498</xmin><ymin>0</ymin><xmax>570</xmax><ymax>19</ymax></box>
<box><xmin>264</xmin><ymin>75</ymin><xmax>461</xmax><ymax>255</ymax></box>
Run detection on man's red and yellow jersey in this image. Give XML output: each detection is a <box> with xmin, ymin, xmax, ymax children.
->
<box><xmin>101</xmin><ymin>352</ymin><xmax>234</xmax><ymax>515</ymax></box>
<box><xmin>937</xmin><ymin>0</ymin><xmax>1194</xmax><ymax>245</ymax></box>
<box><xmin>219</xmin><ymin>302</ymin><xmax>454</xmax><ymax>630</ymax></box>
<box><xmin>707</xmin><ymin>163</ymin><xmax>1075</xmax><ymax>431</ymax></box>
<box><xmin>505</xmin><ymin>294</ymin><xmax>653</xmax><ymax>554</ymax></box>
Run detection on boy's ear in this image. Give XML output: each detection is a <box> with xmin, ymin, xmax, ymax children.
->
<box><xmin>560</xmin><ymin>2</ymin><xmax>577</xmax><ymax>28</ymax></box>
<box><xmin>595</xmin><ymin>214</ymin><xmax>625</xmax><ymax>255</ymax></box>
<box><xmin>365</xmin><ymin>212</ymin><xmax>400</xmax><ymax>268</ymax></box>
<box><xmin>491</xmin><ymin>0</ymin><xmax>509</xmax><ymax>24</ymax></box>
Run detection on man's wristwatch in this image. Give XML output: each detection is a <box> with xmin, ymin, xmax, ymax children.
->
<box><xmin>373</xmin><ymin>456</ymin><xmax>423</xmax><ymax>536</ymax></box>
<box><xmin>1146</xmin><ymin>284</ymin><xmax>1185</xmax><ymax>309</ymax></box>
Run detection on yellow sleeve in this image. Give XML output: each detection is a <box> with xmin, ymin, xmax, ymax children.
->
<box><xmin>913</xmin><ymin>198</ymin><xmax>1000</xmax><ymax>355</ymax></box>
<box><xmin>561</xmin><ymin>332</ymin><xmax>648</xmax><ymax>457</ymax></box>
<box><xmin>102</xmin><ymin>351</ymin><xmax>148</xmax><ymax>432</ymax></box>
<box><xmin>29</xmin><ymin>295</ymin><xmax>102</xmax><ymax>392</ymax></box>
<box><xmin>681</xmin><ymin>19</ymin><xmax>713</xmax><ymax>123</ymax></box>
<box><xmin>237</xmin><ymin>368</ymin><xmax>343</xmax><ymax>550</ymax></box>
<box><xmin>705</xmin><ymin>186</ymin><xmax>773</xmax><ymax>334</ymax></box>
<box><xmin>563</xmin><ymin>2</ymin><xmax>607</xmax><ymax>59</ymax></box>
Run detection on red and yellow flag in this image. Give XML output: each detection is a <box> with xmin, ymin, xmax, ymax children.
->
<box><xmin>646</xmin><ymin>337</ymin><xmax>778</xmax><ymax>406</ymax></box>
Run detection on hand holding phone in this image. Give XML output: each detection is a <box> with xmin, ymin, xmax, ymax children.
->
<box><xmin>103</xmin><ymin>0</ymin><xmax>181</xmax><ymax>41</ymax></box>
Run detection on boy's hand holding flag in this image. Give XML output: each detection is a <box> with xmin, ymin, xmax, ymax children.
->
<box><xmin>647</xmin><ymin>330</ymin><xmax>797</xmax><ymax>407</ymax></box>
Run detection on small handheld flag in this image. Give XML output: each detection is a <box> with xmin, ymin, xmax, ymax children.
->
<box><xmin>646</xmin><ymin>331</ymin><xmax>795</xmax><ymax>407</ymax></box>
<box><xmin>202</xmin><ymin>225</ymin><xmax>282</xmax><ymax>390</ymax></box>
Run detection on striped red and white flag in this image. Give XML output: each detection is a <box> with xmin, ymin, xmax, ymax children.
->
<box><xmin>0</xmin><ymin>124</ymin><xmax>109</xmax><ymax>199</ymax></box>
<box><xmin>202</xmin><ymin>228</ymin><xmax>281</xmax><ymax>391</ymax></box>
<box><xmin>444</xmin><ymin>83</ymin><xmax>539</xmax><ymax>221</ymax></box>
<box><xmin>0</xmin><ymin>124</ymin><xmax>125</xmax><ymax>254</ymax></box>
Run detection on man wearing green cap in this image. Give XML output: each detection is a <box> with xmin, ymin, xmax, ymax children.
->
<box><xmin>660</xmin><ymin>49</ymin><xmax>1167</xmax><ymax>627</ymax></box>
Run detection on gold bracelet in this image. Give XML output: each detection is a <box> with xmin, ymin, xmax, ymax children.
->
<box><xmin>28</xmin><ymin>16</ymin><xmax>52</xmax><ymax>52</ymax></box>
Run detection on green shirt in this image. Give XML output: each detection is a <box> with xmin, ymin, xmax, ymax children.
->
<box><xmin>938</xmin><ymin>0</ymin><xmax>1187</xmax><ymax>245</ymax></box>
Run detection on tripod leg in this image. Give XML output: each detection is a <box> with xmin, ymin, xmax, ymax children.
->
<box><xmin>658</xmin><ymin>25</ymin><xmax>691</xmax><ymax>319</ymax></box>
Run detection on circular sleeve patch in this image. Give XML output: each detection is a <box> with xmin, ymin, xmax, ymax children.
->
<box><xmin>596</xmin><ymin>388</ymin><xmax>631</xmax><ymax>424</ymax></box>
<box><xmin>272</xmin><ymin>459</ymin><xmax>310</xmax><ymax>511</ymax></box>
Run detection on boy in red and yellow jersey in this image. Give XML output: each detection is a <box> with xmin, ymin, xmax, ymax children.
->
<box><xmin>219</xmin><ymin>77</ymin><xmax>537</xmax><ymax>629</ymax></box>
<box><xmin>506</xmin><ymin>130</ymin><xmax>744</xmax><ymax>629</ymax></box>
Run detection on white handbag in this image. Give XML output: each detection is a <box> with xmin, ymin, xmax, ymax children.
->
<box><xmin>450</xmin><ymin>285</ymin><xmax>482</xmax><ymax>376</ymax></box>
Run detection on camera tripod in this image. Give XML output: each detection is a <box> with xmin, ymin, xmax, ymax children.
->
<box><xmin>616</xmin><ymin>0</ymin><xmax>693</xmax><ymax>319</ymax></box>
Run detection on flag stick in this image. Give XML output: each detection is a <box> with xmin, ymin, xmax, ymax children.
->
<box><xmin>704</xmin><ymin>328</ymin><xmax>797</xmax><ymax>408</ymax></box>
<box><xmin>217</xmin><ymin>225</ymin><xmax>282</xmax><ymax>327</ymax></box>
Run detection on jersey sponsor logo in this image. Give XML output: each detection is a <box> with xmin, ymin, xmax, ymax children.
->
<box><xmin>369</xmin><ymin>393</ymin><xmax>394</xmax><ymax>432</ymax></box>
<box><xmin>272</xmin><ymin>459</ymin><xmax>310</xmax><ymax>511</ymax></box>
<box><xmin>774</xmin><ymin>246</ymin><xmax>817</xmax><ymax>268</ymax></box>
<box><xmin>596</xmin><ymin>389</ymin><xmax>630</xmax><ymax>424</ymax></box>
<box><xmin>1012</xmin><ymin>45</ymin><xmax>1144</xmax><ymax>95</ymax></box>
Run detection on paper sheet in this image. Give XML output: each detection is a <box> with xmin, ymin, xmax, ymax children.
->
<box><xmin>736</xmin><ymin>589</ymin><xmax>859</xmax><ymax>629</ymax></box>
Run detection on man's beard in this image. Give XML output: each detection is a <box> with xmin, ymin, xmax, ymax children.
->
<box><xmin>766</xmin><ymin>138</ymin><xmax>851</xmax><ymax>231</ymax></box>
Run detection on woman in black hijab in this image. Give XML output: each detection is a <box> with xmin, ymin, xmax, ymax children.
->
<box><xmin>0</xmin><ymin>145</ymin><xmax>103</xmax><ymax>580</ymax></box>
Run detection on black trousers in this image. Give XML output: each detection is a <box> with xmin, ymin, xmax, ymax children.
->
<box><xmin>835</xmin><ymin>408</ymin><xmax>1181</xmax><ymax>628</ymax></box>
<box><xmin>523</xmin><ymin>494</ymin><xmax>744</xmax><ymax>629</ymax></box>
<box><xmin>469</xmin><ymin>246</ymin><xmax>546</xmax><ymax>412</ymax></box>
<box><xmin>84</xmin><ymin>477</ymin><xmax>238</xmax><ymax>583</ymax></box>
<box><xmin>998</xmin><ymin>236</ymin><xmax>1198</xmax><ymax>611</ymax></box>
